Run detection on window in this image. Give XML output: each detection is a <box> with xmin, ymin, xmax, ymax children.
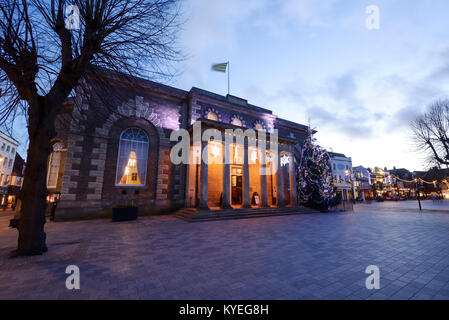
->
<box><xmin>6</xmin><ymin>145</ymin><xmax>10</xmax><ymax>152</ymax></box>
<box><xmin>116</xmin><ymin>128</ymin><xmax>149</xmax><ymax>186</ymax></box>
<box><xmin>1</xmin><ymin>143</ymin><xmax>4</xmax><ymax>150</ymax></box>
<box><xmin>47</xmin><ymin>143</ymin><xmax>64</xmax><ymax>188</ymax></box>
<box><xmin>8</xmin><ymin>158</ymin><xmax>12</xmax><ymax>167</ymax></box>
<box><xmin>254</xmin><ymin>123</ymin><xmax>264</xmax><ymax>131</ymax></box>
<box><xmin>206</xmin><ymin>112</ymin><xmax>218</xmax><ymax>121</ymax></box>
<box><xmin>11</xmin><ymin>147</ymin><xmax>15</xmax><ymax>154</ymax></box>
<box><xmin>232</xmin><ymin>118</ymin><xmax>242</xmax><ymax>126</ymax></box>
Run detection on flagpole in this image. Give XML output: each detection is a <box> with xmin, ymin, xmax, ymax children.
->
<box><xmin>227</xmin><ymin>61</ymin><xmax>230</xmax><ymax>95</ymax></box>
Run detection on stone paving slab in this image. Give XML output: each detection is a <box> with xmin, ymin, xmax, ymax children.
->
<box><xmin>1</xmin><ymin>206</ymin><xmax>449</xmax><ymax>300</ymax></box>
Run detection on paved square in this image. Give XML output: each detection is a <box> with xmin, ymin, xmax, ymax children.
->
<box><xmin>1</xmin><ymin>204</ymin><xmax>449</xmax><ymax>300</ymax></box>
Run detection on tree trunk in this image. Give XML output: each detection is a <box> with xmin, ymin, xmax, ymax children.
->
<box><xmin>10</xmin><ymin>99</ymin><xmax>54</xmax><ymax>256</ymax></box>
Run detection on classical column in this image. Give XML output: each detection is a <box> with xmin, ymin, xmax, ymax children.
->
<box><xmin>242</xmin><ymin>138</ymin><xmax>251</xmax><ymax>208</ymax></box>
<box><xmin>259</xmin><ymin>149</ymin><xmax>269</xmax><ymax>207</ymax></box>
<box><xmin>289</xmin><ymin>150</ymin><xmax>298</xmax><ymax>206</ymax></box>
<box><xmin>276</xmin><ymin>149</ymin><xmax>284</xmax><ymax>207</ymax></box>
<box><xmin>199</xmin><ymin>140</ymin><xmax>209</xmax><ymax>210</ymax></box>
<box><xmin>222</xmin><ymin>141</ymin><xmax>232</xmax><ymax>209</ymax></box>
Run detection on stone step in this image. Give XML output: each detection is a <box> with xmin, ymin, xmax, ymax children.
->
<box><xmin>174</xmin><ymin>206</ymin><xmax>318</xmax><ymax>222</ymax></box>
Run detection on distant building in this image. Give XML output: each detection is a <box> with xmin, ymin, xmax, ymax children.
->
<box><xmin>6</xmin><ymin>153</ymin><xmax>25</xmax><ymax>207</ymax></box>
<box><xmin>415</xmin><ymin>167</ymin><xmax>449</xmax><ymax>197</ymax></box>
<box><xmin>388</xmin><ymin>167</ymin><xmax>415</xmax><ymax>198</ymax></box>
<box><xmin>0</xmin><ymin>131</ymin><xmax>19</xmax><ymax>206</ymax></box>
<box><xmin>353</xmin><ymin>166</ymin><xmax>373</xmax><ymax>200</ymax></box>
<box><xmin>329</xmin><ymin>152</ymin><xmax>353</xmax><ymax>201</ymax></box>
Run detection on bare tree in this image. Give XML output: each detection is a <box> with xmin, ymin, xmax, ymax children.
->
<box><xmin>411</xmin><ymin>100</ymin><xmax>449</xmax><ymax>167</ymax></box>
<box><xmin>0</xmin><ymin>0</ymin><xmax>183</xmax><ymax>256</ymax></box>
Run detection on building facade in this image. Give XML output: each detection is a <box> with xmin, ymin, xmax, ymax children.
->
<box><xmin>353</xmin><ymin>165</ymin><xmax>373</xmax><ymax>200</ymax></box>
<box><xmin>49</xmin><ymin>72</ymin><xmax>309</xmax><ymax>220</ymax></box>
<box><xmin>329</xmin><ymin>152</ymin><xmax>353</xmax><ymax>201</ymax></box>
<box><xmin>0</xmin><ymin>131</ymin><xmax>19</xmax><ymax>206</ymax></box>
<box><xmin>6</xmin><ymin>153</ymin><xmax>25</xmax><ymax>208</ymax></box>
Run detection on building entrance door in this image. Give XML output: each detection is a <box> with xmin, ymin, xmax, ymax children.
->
<box><xmin>231</xmin><ymin>166</ymin><xmax>243</xmax><ymax>205</ymax></box>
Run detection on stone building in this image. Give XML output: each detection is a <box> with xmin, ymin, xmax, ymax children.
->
<box><xmin>48</xmin><ymin>71</ymin><xmax>310</xmax><ymax>220</ymax></box>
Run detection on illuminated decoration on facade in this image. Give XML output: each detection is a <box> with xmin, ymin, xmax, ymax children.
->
<box><xmin>280</xmin><ymin>154</ymin><xmax>289</xmax><ymax>167</ymax></box>
<box><xmin>120</xmin><ymin>151</ymin><xmax>142</xmax><ymax>185</ymax></box>
<box><xmin>210</xmin><ymin>143</ymin><xmax>221</xmax><ymax>158</ymax></box>
<box><xmin>250</xmin><ymin>150</ymin><xmax>258</xmax><ymax>163</ymax></box>
<box><xmin>206</xmin><ymin>112</ymin><xmax>218</xmax><ymax>121</ymax></box>
<box><xmin>232</xmin><ymin>118</ymin><xmax>243</xmax><ymax>126</ymax></box>
<box><xmin>116</xmin><ymin>128</ymin><xmax>149</xmax><ymax>186</ymax></box>
<box><xmin>266</xmin><ymin>151</ymin><xmax>273</xmax><ymax>163</ymax></box>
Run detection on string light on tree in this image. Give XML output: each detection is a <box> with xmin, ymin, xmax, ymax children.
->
<box><xmin>296</xmin><ymin>129</ymin><xmax>337</xmax><ymax>210</ymax></box>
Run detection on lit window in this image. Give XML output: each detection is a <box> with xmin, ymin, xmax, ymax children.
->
<box><xmin>232</xmin><ymin>118</ymin><xmax>242</xmax><ymax>126</ymax></box>
<box><xmin>255</xmin><ymin>123</ymin><xmax>264</xmax><ymax>131</ymax></box>
<box><xmin>206</xmin><ymin>112</ymin><xmax>218</xmax><ymax>121</ymax></box>
<box><xmin>47</xmin><ymin>143</ymin><xmax>64</xmax><ymax>188</ymax></box>
<box><xmin>116</xmin><ymin>128</ymin><xmax>149</xmax><ymax>186</ymax></box>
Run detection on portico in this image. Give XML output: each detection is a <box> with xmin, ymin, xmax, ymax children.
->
<box><xmin>186</xmin><ymin>119</ymin><xmax>298</xmax><ymax>211</ymax></box>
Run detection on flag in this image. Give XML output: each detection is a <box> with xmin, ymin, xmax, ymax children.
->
<box><xmin>212</xmin><ymin>62</ymin><xmax>228</xmax><ymax>73</ymax></box>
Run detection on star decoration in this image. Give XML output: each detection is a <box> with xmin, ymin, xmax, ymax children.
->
<box><xmin>251</xmin><ymin>151</ymin><xmax>258</xmax><ymax>163</ymax></box>
<box><xmin>210</xmin><ymin>144</ymin><xmax>221</xmax><ymax>158</ymax></box>
<box><xmin>265</xmin><ymin>152</ymin><xmax>272</xmax><ymax>163</ymax></box>
<box><xmin>280</xmin><ymin>154</ymin><xmax>289</xmax><ymax>167</ymax></box>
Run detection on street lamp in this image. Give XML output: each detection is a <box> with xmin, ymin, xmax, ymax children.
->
<box><xmin>415</xmin><ymin>178</ymin><xmax>422</xmax><ymax>211</ymax></box>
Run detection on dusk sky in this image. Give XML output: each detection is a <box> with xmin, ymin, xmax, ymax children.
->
<box><xmin>7</xmin><ymin>0</ymin><xmax>449</xmax><ymax>171</ymax></box>
<box><xmin>171</xmin><ymin>0</ymin><xmax>449</xmax><ymax>171</ymax></box>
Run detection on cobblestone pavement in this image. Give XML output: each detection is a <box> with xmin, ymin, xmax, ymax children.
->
<box><xmin>1</xmin><ymin>206</ymin><xmax>449</xmax><ymax>300</ymax></box>
<box><xmin>359</xmin><ymin>199</ymin><xmax>449</xmax><ymax>212</ymax></box>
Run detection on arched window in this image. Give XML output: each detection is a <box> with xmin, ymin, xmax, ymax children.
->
<box><xmin>232</xmin><ymin>118</ymin><xmax>242</xmax><ymax>126</ymax></box>
<box><xmin>206</xmin><ymin>112</ymin><xmax>218</xmax><ymax>121</ymax></box>
<box><xmin>116</xmin><ymin>128</ymin><xmax>149</xmax><ymax>186</ymax></box>
<box><xmin>47</xmin><ymin>142</ymin><xmax>64</xmax><ymax>188</ymax></box>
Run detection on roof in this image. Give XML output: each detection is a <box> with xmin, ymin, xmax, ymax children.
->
<box><xmin>0</xmin><ymin>130</ymin><xmax>19</xmax><ymax>145</ymax></box>
<box><xmin>276</xmin><ymin>117</ymin><xmax>311</xmax><ymax>132</ymax></box>
<box><xmin>328</xmin><ymin>152</ymin><xmax>348</xmax><ymax>158</ymax></box>
<box><xmin>190</xmin><ymin>88</ymin><xmax>273</xmax><ymax>114</ymax></box>
<box><xmin>86</xmin><ymin>66</ymin><xmax>311</xmax><ymax>132</ymax></box>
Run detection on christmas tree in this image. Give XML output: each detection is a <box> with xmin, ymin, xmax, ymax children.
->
<box><xmin>297</xmin><ymin>129</ymin><xmax>338</xmax><ymax>211</ymax></box>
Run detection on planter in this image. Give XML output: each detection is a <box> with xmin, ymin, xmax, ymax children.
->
<box><xmin>9</xmin><ymin>219</ymin><xmax>19</xmax><ymax>229</ymax></box>
<box><xmin>112</xmin><ymin>207</ymin><xmax>138</xmax><ymax>222</ymax></box>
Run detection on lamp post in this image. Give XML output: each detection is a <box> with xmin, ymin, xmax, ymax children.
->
<box><xmin>345</xmin><ymin>169</ymin><xmax>355</xmax><ymax>203</ymax></box>
<box><xmin>415</xmin><ymin>178</ymin><xmax>422</xmax><ymax>211</ymax></box>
